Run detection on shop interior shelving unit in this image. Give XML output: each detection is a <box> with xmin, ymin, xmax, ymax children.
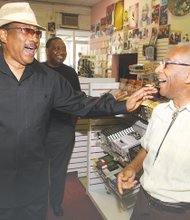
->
<box><xmin>86</xmin><ymin>81</ymin><xmax>140</xmax><ymax>220</ymax></box>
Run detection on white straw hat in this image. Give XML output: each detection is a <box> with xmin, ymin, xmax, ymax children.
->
<box><xmin>0</xmin><ymin>2</ymin><xmax>46</xmax><ymax>30</ymax></box>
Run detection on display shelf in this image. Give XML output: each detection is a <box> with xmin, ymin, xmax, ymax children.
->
<box><xmin>87</xmin><ymin>116</ymin><xmax>138</xmax><ymax>220</ymax></box>
<box><xmin>88</xmin><ymin>187</ymin><xmax>133</xmax><ymax>220</ymax></box>
<box><xmin>85</xmin><ymin>82</ymin><xmax>143</xmax><ymax>219</ymax></box>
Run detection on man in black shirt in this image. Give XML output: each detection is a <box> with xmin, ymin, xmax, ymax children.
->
<box><xmin>44</xmin><ymin>37</ymin><xmax>81</xmax><ymax>216</ymax></box>
<box><xmin>0</xmin><ymin>2</ymin><xmax>157</xmax><ymax>220</ymax></box>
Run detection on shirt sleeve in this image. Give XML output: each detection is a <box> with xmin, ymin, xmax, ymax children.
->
<box><xmin>52</xmin><ymin>75</ymin><xmax>127</xmax><ymax>118</ymax></box>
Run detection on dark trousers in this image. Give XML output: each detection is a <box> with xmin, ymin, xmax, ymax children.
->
<box><xmin>48</xmin><ymin>128</ymin><xmax>75</xmax><ymax>206</ymax></box>
<box><xmin>0</xmin><ymin>195</ymin><xmax>47</xmax><ymax>220</ymax></box>
<box><xmin>130</xmin><ymin>187</ymin><xmax>190</xmax><ymax>220</ymax></box>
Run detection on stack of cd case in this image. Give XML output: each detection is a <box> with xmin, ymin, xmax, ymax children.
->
<box><xmin>99</xmin><ymin>124</ymin><xmax>142</xmax><ymax>159</ymax></box>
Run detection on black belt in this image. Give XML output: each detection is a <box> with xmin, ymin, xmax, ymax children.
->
<box><xmin>143</xmin><ymin>188</ymin><xmax>190</xmax><ymax>213</ymax></box>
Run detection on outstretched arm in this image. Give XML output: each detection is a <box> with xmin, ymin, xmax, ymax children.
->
<box><xmin>53</xmin><ymin>74</ymin><xmax>157</xmax><ymax>117</ymax></box>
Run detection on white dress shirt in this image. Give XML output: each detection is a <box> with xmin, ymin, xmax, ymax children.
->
<box><xmin>140</xmin><ymin>100</ymin><xmax>190</xmax><ymax>203</ymax></box>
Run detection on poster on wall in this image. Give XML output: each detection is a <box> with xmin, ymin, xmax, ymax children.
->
<box><xmin>132</xmin><ymin>29</ymin><xmax>140</xmax><ymax>39</ymax></box>
<box><xmin>106</xmin><ymin>26</ymin><xmax>114</xmax><ymax>36</ymax></box>
<box><xmin>150</xmin><ymin>27</ymin><xmax>158</xmax><ymax>44</ymax></box>
<box><xmin>106</xmin><ymin>3</ymin><xmax>115</xmax><ymax>26</ymax></box>
<box><xmin>182</xmin><ymin>33</ymin><xmax>190</xmax><ymax>42</ymax></box>
<box><xmin>128</xmin><ymin>28</ymin><xmax>147</xmax><ymax>40</ymax></box>
<box><xmin>128</xmin><ymin>29</ymin><xmax>133</xmax><ymax>39</ymax></box>
<box><xmin>139</xmin><ymin>27</ymin><xmax>149</xmax><ymax>39</ymax></box>
<box><xmin>151</xmin><ymin>4</ymin><xmax>160</xmax><ymax>24</ymax></box>
<box><xmin>111</xmin><ymin>31</ymin><xmax>124</xmax><ymax>54</ymax></box>
<box><xmin>123</xmin><ymin>10</ymin><xmax>128</xmax><ymax>25</ymax></box>
<box><xmin>139</xmin><ymin>0</ymin><xmax>152</xmax><ymax>27</ymax></box>
<box><xmin>169</xmin><ymin>30</ymin><xmax>181</xmax><ymax>44</ymax></box>
<box><xmin>159</xmin><ymin>4</ymin><xmax>168</xmax><ymax>25</ymax></box>
<box><xmin>128</xmin><ymin>3</ymin><xmax>139</xmax><ymax>29</ymax></box>
<box><xmin>100</xmin><ymin>17</ymin><xmax>107</xmax><ymax>32</ymax></box>
<box><xmin>161</xmin><ymin>0</ymin><xmax>167</xmax><ymax>5</ymax></box>
<box><xmin>158</xmin><ymin>24</ymin><xmax>170</xmax><ymax>39</ymax></box>
<box><xmin>114</xmin><ymin>0</ymin><xmax>124</xmax><ymax>31</ymax></box>
<box><xmin>48</xmin><ymin>22</ymin><xmax>55</xmax><ymax>33</ymax></box>
<box><xmin>123</xmin><ymin>25</ymin><xmax>128</xmax><ymax>50</ymax></box>
<box><xmin>152</xmin><ymin>0</ymin><xmax>161</xmax><ymax>6</ymax></box>
<box><xmin>128</xmin><ymin>37</ymin><xmax>139</xmax><ymax>53</ymax></box>
<box><xmin>95</xmin><ymin>22</ymin><xmax>104</xmax><ymax>37</ymax></box>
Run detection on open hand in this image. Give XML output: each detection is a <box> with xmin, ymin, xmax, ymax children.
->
<box><xmin>117</xmin><ymin>166</ymin><xmax>137</xmax><ymax>195</ymax></box>
<box><xmin>126</xmin><ymin>86</ymin><xmax>157</xmax><ymax>112</ymax></box>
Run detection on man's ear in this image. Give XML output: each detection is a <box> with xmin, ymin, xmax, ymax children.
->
<box><xmin>0</xmin><ymin>29</ymin><xmax>8</xmax><ymax>44</ymax></box>
<box><xmin>184</xmin><ymin>69</ymin><xmax>190</xmax><ymax>84</ymax></box>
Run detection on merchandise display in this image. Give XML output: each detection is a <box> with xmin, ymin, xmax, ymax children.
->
<box><xmin>129</xmin><ymin>62</ymin><xmax>157</xmax><ymax>86</ymax></box>
<box><xmin>94</xmin><ymin>154</ymin><xmax>141</xmax><ymax>210</ymax></box>
<box><xmin>137</xmin><ymin>95</ymin><xmax>169</xmax><ymax>121</ymax></box>
<box><xmin>78</xmin><ymin>55</ymin><xmax>95</xmax><ymax>77</ymax></box>
<box><xmin>94</xmin><ymin>119</ymin><xmax>147</xmax><ymax>209</ymax></box>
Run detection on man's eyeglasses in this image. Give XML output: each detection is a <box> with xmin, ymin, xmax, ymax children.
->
<box><xmin>5</xmin><ymin>27</ymin><xmax>42</xmax><ymax>38</ymax></box>
<box><xmin>160</xmin><ymin>59</ymin><xmax>190</xmax><ymax>69</ymax></box>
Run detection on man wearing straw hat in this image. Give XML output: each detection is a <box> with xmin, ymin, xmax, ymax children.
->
<box><xmin>0</xmin><ymin>2</ymin><xmax>156</xmax><ymax>220</ymax></box>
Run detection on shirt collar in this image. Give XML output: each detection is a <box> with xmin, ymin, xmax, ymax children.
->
<box><xmin>167</xmin><ymin>100</ymin><xmax>190</xmax><ymax>112</ymax></box>
<box><xmin>0</xmin><ymin>47</ymin><xmax>39</xmax><ymax>81</ymax></box>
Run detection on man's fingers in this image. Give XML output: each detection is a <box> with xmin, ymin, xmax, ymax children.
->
<box><xmin>118</xmin><ymin>180</ymin><xmax>137</xmax><ymax>195</ymax></box>
<box><xmin>118</xmin><ymin>183</ymin><xmax>124</xmax><ymax>195</ymax></box>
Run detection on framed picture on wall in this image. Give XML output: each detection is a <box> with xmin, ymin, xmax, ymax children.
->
<box><xmin>128</xmin><ymin>3</ymin><xmax>139</xmax><ymax>29</ymax></box>
<box><xmin>106</xmin><ymin>3</ymin><xmax>115</xmax><ymax>26</ymax></box>
<box><xmin>48</xmin><ymin>22</ymin><xmax>55</xmax><ymax>33</ymax></box>
<box><xmin>139</xmin><ymin>1</ymin><xmax>152</xmax><ymax>27</ymax></box>
<box><xmin>169</xmin><ymin>30</ymin><xmax>181</xmax><ymax>44</ymax></box>
<box><xmin>149</xmin><ymin>27</ymin><xmax>158</xmax><ymax>45</ymax></box>
<box><xmin>114</xmin><ymin>0</ymin><xmax>124</xmax><ymax>31</ymax></box>
<box><xmin>159</xmin><ymin>4</ymin><xmax>168</xmax><ymax>25</ymax></box>
<box><xmin>100</xmin><ymin>17</ymin><xmax>107</xmax><ymax>32</ymax></box>
<box><xmin>151</xmin><ymin>4</ymin><xmax>160</xmax><ymax>24</ymax></box>
<box><xmin>158</xmin><ymin>24</ymin><xmax>170</xmax><ymax>39</ymax></box>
